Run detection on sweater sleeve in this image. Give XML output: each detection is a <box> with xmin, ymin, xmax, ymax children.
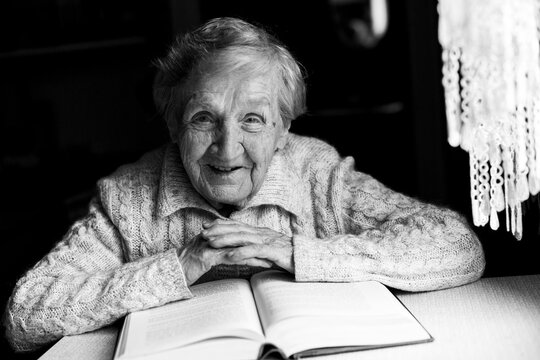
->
<box><xmin>293</xmin><ymin>158</ymin><xmax>486</xmax><ymax>291</ymax></box>
<box><xmin>3</xmin><ymin>197</ymin><xmax>193</xmax><ymax>353</ymax></box>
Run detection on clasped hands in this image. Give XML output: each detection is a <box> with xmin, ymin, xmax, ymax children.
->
<box><xmin>178</xmin><ymin>219</ymin><xmax>294</xmax><ymax>285</ymax></box>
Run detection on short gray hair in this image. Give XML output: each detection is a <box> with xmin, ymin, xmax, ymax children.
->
<box><xmin>153</xmin><ymin>17</ymin><xmax>306</xmax><ymax>135</ymax></box>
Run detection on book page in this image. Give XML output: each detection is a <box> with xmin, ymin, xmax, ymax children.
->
<box><xmin>251</xmin><ymin>271</ymin><xmax>431</xmax><ymax>357</ymax></box>
<box><xmin>117</xmin><ymin>278</ymin><xmax>265</xmax><ymax>359</ymax></box>
<box><xmin>251</xmin><ymin>271</ymin><xmax>402</xmax><ymax>326</ymax></box>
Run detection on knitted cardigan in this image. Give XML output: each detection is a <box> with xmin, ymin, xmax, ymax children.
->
<box><xmin>4</xmin><ymin>133</ymin><xmax>485</xmax><ymax>352</ymax></box>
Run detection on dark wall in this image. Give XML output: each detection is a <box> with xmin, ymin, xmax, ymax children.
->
<box><xmin>1</xmin><ymin>0</ymin><xmax>539</xmax><ymax>358</ymax></box>
<box><xmin>1</xmin><ymin>2</ymin><xmax>172</xmax><ymax>358</ymax></box>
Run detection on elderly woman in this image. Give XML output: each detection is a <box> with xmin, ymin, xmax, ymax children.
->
<box><xmin>4</xmin><ymin>17</ymin><xmax>485</xmax><ymax>352</ymax></box>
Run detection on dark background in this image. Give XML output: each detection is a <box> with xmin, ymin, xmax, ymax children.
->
<box><xmin>1</xmin><ymin>0</ymin><xmax>539</xmax><ymax>358</ymax></box>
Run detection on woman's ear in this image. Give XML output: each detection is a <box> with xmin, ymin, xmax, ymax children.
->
<box><xmin>163</xmin><ymin>86</ymin><xmax>184</xmax><ymax>144</ymax></box>
<box><xmin>166</xmin><ymin>115</ymin><xmax>179</xmax><ymax>143</ymax></box>
<box><xmin>276</xmin><ymin>120</ymin><xmax>290</xmax><ymax>150</ymax></box>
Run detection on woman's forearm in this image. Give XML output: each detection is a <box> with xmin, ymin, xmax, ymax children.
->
<box><xmin>5</xmin><ymin>248</ymin><xmax>191</xmax><ymax>352</ymax></box>
<box><xmin>293</xmin><ymin>207</ymin><xmax>485</xmax><ymax>291</ymax></box>
<box><xmin>4</xmin><ymin>198</ymin><xmax>192</xmax><ymax>352</ymax></box>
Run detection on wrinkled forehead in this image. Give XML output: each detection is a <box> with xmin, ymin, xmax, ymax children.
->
<box><xmin>189</xmin><ymin>74</ymin><xmax>273</xmax><ymax>108</ymax></box>
<box><xmin>184</xmin><ymin>48</ymin><xmax>280</xmax><ymax>106</ymax></box>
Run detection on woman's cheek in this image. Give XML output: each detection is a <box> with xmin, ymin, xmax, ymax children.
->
<box><xmin>179</xmin><ymin>129</ymin><xmax>213</xmax><ymax>160</ymax></box>
<box><xmin>243</xmin><ymin>132</ymin><xmax>277</xmax><ymax>165</ymax></box>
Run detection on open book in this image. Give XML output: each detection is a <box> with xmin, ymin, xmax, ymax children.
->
<box><xmin>114</xmin><ymin>270</ymin><xmax>432</xmax><ymax>360</ymax></box>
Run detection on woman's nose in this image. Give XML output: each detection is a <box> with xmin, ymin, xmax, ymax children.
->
<box><xmin>212</xmin><ymin>123</ymin><xmax>243</xmax><ymax>160</ymax></box>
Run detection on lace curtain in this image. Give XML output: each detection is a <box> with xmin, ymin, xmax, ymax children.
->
<box><xmin>438</xmin><ymin>0</ymin><xmax>540</xmax><ymax>239</ymax></box>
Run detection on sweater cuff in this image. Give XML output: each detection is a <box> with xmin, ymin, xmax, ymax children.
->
<box><xmin>293</xmin><ymin>234</ymin><xmax>372</xmax><ymax>282</ymax></box>
<box><xmin>293</xmin><ymin>234</ymin><xmax>341</xmax><ymax>282</ymax></box>
<box><xmin>135</xmin><ymin>248</ymin><xmax>193</xmax><ymax>305</ymax></box>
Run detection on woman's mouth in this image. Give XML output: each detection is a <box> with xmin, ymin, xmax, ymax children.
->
<box><xmin>208</xmin><ymin>164</ymin><xmax>243</xmax><ymax>174</ymax></box>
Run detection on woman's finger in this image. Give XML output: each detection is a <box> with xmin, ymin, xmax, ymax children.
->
<box><xmin>202</xmin><ymin>218</ymin><xmax>243</xmax><ymax>229</ymax></box>
<box><xmin>207</xmin><ymin>232</ymin><xmax>260</xmax><ymax>248</ymax></box>
<box><xmin>232</xmin><ymin>258</ymin><xmax>273</xmax><ymax>268</ymax></box>
<box><xmin>211</xmin><ymin>247</ymin><xmax>272</xmax><ymax>268</ymax></box>
<box><xmin>201</xmin><ymin>223</ymin><xmax>241</xmax><ymax>237</ymax></box>
<box><xmin>227</xmin><ymin>244</ymin><xmax>270</xmax><ymax>262</ymax></box>
<box><xmin>201</xmin><ymin>223</ymin><xmax>256</xmax><ymax>238</ymax></box>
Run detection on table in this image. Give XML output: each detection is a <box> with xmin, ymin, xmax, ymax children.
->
<box><xmin>39</xmin><ymin>274</ymin><xmax>540</xmax><ymax>360</ymax></box>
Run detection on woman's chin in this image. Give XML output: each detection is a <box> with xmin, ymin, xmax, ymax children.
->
<box><xmin>202</xmin><ymin>186</ymin><xmax>251</xmax><ymax>209</ymax></box>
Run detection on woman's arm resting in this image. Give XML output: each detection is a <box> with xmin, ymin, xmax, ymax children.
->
<box><xmin>294</xmin><ymin>162</ymin><xmax>485</xmax><ymax>291</ymax></box>
<box><xmin>3</xmin><ymin>198</ymin><xmax>192</xmax><ymax>352</ymax></box>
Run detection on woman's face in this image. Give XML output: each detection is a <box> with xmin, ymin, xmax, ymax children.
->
<box><xmin>175</xmin><ymin>67</ymin><xmax>288</xmax><ymax>209</ymax></box>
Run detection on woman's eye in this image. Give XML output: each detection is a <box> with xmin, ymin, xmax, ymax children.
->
<box><xmin>190</xmin><ymin>112</ymin><xmax>215</xmax><ymax>129</ymax></box>
<box><xmin>242</xmin><ymin>114</ymin><xmax>265</xmax><ymax>131</ymax></box>
<box><xmin>193</xmin><ymin>112</ymin><xmax>212</xmax><ymax>122</ymax></box>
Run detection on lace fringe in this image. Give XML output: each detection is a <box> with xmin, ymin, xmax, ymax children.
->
<box><xmin>438</xmin><ymin>0</ymin><xmax>540</xmax><ymax>239</ymax></box>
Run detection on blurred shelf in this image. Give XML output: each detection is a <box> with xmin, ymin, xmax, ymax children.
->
<box><xmin>309</xmin><ymin>101</ymin><xmax>404</xmax><ymax>117</ymax></box>
<box><xmin>0</xmin><ymin>37</ymin><xmax>146</xmax><ymax>59</ymax></box>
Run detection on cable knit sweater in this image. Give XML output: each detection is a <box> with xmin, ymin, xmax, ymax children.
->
<box><xmin>4</xmin><ymin>133</ymin><xmax>485</xmax><ymax>352</ymax></box>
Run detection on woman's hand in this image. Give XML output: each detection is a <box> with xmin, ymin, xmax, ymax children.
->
<box><xmin>201</xmin><ymin>219</ymin><xmax>294</xmax><ymax>274</ymax></box>
<box><xmin>178</xmin><ymin>234</ymin><xmax>274</xmax><ymax>285</ymax></box>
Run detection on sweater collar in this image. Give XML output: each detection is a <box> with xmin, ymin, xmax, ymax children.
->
<box><xmin>157</xmin><ymin>143</ymin><xmax>304</xmax><ymax>218</ymax></box>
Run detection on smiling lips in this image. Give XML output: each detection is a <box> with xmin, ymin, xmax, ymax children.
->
<box><xmin>204</xmin><ymin>164</ymin><xmax>248</xmax><ymax>185</ymax></box>
<box><xmin>208</xmin><ymin>164</ymin><xmax>243</xmax><ymax>173</ymax></box>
